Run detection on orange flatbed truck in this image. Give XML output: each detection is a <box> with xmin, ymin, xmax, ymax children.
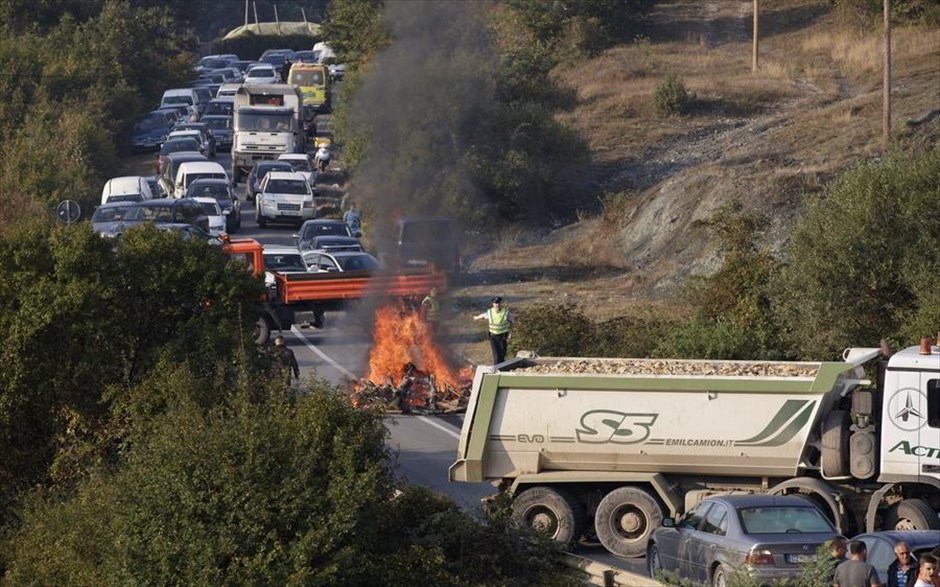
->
<box><xmin>224</xmin><ymin>238</ymin><xmax>446</xmax><ymax>344</ymax></box>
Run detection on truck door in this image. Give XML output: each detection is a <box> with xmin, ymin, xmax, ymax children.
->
<box><xmin>881</xmin><ymin>370</ymin><xmax>926</xmax><ymax>479</ymax></box>
<box><xmin>919</xmin><ymin>375</ymin><xmax>940</xmax><ymax>481</ymax></box>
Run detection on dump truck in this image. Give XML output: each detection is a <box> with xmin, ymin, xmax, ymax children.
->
<box><xmin>449</xmin><ymin>341</ymin><xmax>940</xmax><ymax>558</ymax></box>
<box><xmin>231</xmin><ymin>84</ymin><xmax>304</xmax><ymax>183</ymax></box>
<box><xmin>224</xmin><ymin>237</ymin><xmax>446</xmax><ymax>344</ymax></box>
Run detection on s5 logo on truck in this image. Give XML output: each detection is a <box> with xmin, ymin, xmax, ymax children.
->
<box><xmin>576</xmin><ymin>410</ymin><xmax>658</xmax><ymax>444</ymax></box>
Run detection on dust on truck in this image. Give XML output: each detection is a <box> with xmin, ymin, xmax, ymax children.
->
<box><xmin>449</xmin><ymin>341</ymin><xmax>940</xmax><ymax>557</ymax></box>
<box><xmin>230</xmin><ymin>84</ymin><xmax>304</xmax><ymax>184</ymax></box>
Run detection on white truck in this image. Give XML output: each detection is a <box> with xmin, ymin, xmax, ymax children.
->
<box><xmin>230</xmin><ymin>84</ymin><xmax>304</xmax><ymax>184</ymax></box>
<box><xmin>450</xmin><ymin>339</ymin><xmax>940</xmax><ymax>557</ymax></box>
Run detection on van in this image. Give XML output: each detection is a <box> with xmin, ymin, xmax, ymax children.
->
<box><xmin>394</xmin><ymin>217</ymin><xmax>460</xmax><ymax>276</ymax></box>
<box><xmin>100</xmin><ymin>176</ymin><xmax>154</xmax><ymax>205</ymax></box>
<box><xmin>287</xmin><ymin>63</ymin><xmax>330</xmax><ymax>112</ymax></box>
<box><xmin>159</xmin><ymin>151</ymin><xmax>209</xmax><ymax>196</ymax></box>
<box><xmin>174</xmin><ymin>161</ymin><xmax>228</xmax><ymax>198</ymax></box>
<box><xmin>160</xmin><ymin>89</ymin><xmax>199</xmax><ymax>114</ymax></box>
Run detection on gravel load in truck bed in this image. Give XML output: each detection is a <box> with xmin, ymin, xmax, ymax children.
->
<box><xmin>516</xmin><ymin>358</ymin><xmax>819</xmax><ymax>378</ymax></box>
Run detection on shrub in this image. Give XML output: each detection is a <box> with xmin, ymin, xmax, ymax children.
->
<box><xmin>511</xmin><ymin>304</ymin><xmax>594</xmax><ymax>357</ymax></box>
<box><xmin>652</xmin><ymin>73</ymin><xmax>691</xmax><ymax>116</ymax></box>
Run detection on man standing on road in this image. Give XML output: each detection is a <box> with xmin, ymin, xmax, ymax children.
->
<box><xmin>834</xmin><ymin>540</ymin><xmax>883</xmax><ymax>587</ymax></box>
<box><xmin>343</xmin><ymin>201</ymin><xmax>361</xmax><ymax>235</ymax></box>
<box><xmin>474</xmin><ymin>296</ymin><xmax>513</xmax><ymax>365</ymax></box>
<box><xmin>421</xmin><ymin>287</ymin><xmax>440</xmax><ymax>335</ymax></box>
<box><xmin>273</xmin><ymin>335</ymin><xmax>299</xmax><ymax>386</ymax></box>
<box><xmin>888</xmin><ymin>541</ymin><xmax>919</xmax><ymax>587</ymax></box>
<box><xmin>825</xmin><ymin>537</ymin><xmax>849</xmax><ymax>585</ymax></box>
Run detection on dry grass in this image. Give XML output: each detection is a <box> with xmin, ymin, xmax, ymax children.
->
<box><xmin>802</xmin><ymin>26</ymin><xmax>939</xmax><ymax>79</ymax></box>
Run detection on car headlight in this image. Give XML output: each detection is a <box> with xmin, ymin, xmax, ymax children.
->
<box><xmin>303</xmin><ymin>200</ymin><xmax>314</xmax><ymax>208</ymax></box>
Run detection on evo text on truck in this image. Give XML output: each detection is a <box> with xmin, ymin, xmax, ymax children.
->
<box><xmin>449</xmin><ymin>341</ymin><xmax>940</xmax><ymax>558</ymax></box>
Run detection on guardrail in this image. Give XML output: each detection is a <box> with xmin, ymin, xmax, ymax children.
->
<box><xmin>565</xmin><ymin>553</ymin><xmax>664</xmax><ymax>587</ymax></box>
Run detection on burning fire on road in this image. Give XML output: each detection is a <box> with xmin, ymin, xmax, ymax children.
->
<box><xmin>351</xmin><ymin>303</ymin><xmax>472</xmax><ymax>414</ymax></box>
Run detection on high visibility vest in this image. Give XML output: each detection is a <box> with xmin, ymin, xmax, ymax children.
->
<box><xmin>422</xmin><ymin>296</ymin><xmax>439</xmax><ymax>322</ymax></box>
<box><xmin>487</xmin><ymin>307</ymin><xmax>511</xmax><ymax>335</ymax></box>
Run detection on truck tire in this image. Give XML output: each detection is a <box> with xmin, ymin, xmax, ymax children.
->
<box><xmin>882</xmin><ymin>498</ymin><xmax>940</xmax><ymax>531</ymax></box>
<box><xmin>253</xmin><ymin>317</ymin><xmax>271</xmax><ymax>345</ymax></box>
<box><xmin>511</xmin><ymin>487</ymin><xmax>583</xmax><ymax>544</ymax></box>
<box><xmin>821</xmin><ymin>410</ymin><xmax>850</xmax><ymax>477</ymax></box>
<box><xmin>594</xmin><ymin>487</ymin><xmax>663</xmax><ymax>558</ymax></box>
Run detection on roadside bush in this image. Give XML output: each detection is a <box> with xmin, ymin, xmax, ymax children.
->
<box><xmin>511</xmin><ymin>304</ymin><xmax>594</xmax><ymax>357</ymax></box>
<box><xmin>652</xmin><ymin>73</ymin><xmax>692</xmax><ymax>116</ymax></box>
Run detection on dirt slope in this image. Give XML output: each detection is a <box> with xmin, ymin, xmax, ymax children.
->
<box><xmin>449</xmin><ymin>0</ymin><xmax>939</xmax><ymax>363</ymax></box>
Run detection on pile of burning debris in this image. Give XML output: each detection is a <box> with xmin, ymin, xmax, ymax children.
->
<box><xmin>350</xmin><ymin>304</ymin><xmax>472</xmax><ymax>414</ymax></box>
<box><xmin>351</xmin><ymin>362</ymin><xmax>470</xmax><ymax>414</ymax></box>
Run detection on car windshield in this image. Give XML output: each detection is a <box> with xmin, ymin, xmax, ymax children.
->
<box><xmin>199</xmin><ymin>57</ymin><xmax>229</xmax><ymax>69</ymax></box>
<box><xmin>303</xmin><ymin>223</ymin><xmax>348</xmax><ymax>238</ymax></box>
<box><xmin>188</xmin><ymin>184</ymin><xmax>228</xmax><ymax>199</ymax></box>
<box><xmin>738</xmin><ymin>506</ymin><xmax>833</xmax><ymax>534</ymax></box>
<box><xmin>265</xmin><ymin>179</ymin><xmax>308</xmax><ymax>194</ymax></box>
<box><xmin>235</xmin><ymin>112</ymin><xmax>294</xmax><ymax>132</ymax></box>
<box><xmin>283</xmin><ymin>159</ymin><xmax>311</xmax><ymax>172</ymax></box>
<box><xmin>163</xmin><ymin>95</ymin><xmax>192</xmax><ymax>105</ymax></box>
<box><xmin>91</xmin><ymin>205</ymin><xmax>132</xmax><ymax>222</ymax></box>
<box><xmin>291</xmin><ymin>69</ymin><xmax>324</xmax><ymax>86</ymax></box>
<box><xmin>206</xmin><ymin>102</ymin><xmax>233</xmax><ymax>116</ymax></box>
<box><xmin>337</xmin><ymin>255</ymin><xmax>378</xmax><ymax>272</ymax></box>
<box><xmin>198</xmin><ymin>201</ymin><xmax>221</xmax><ymax>216</ymax></box>
<box><xmin>204</xmin><ymin>118</ymin><xmax>230</xmax><ymax>130</ymax></box>
<box><xmin>264</xmin><ymin>253</ymin><xmax>307</xmax><ymax>272</ymax></box>
<box><xmin>161</xmin><ymin>139</ymin><xmax>200</xmax><ymax>154</ymax></box>
<box><xmin>247</xmin><ymin>68</ymin><xmax>274</xmax><ymax>78</ymax></box>
<box><xmin>185</xmin><ymin>172</ymin><xmax>226</xmax><ymax>188</ymax></box>
<box><xmin>135</xmin><ymin>113</ymin><xmax>169</xmax><ymax>131</ymax></box>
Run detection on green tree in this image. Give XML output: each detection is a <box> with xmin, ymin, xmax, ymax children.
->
<box><xmin>773</xmin><ymin>149</ymin><xmax>940</xmax><ymax>358</ymax></box>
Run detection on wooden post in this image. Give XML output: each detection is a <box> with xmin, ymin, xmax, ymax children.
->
<box><xmin>244</xmin><ymin>0</ymin><xmax>248</xmax><ymax>28</ymax></box>
<box><xmin>752</xmin><ymin>0</ymin><xmax>760</xmax><ymax>73</ymax></box>
<box><xmin>883</xmin><ymin>0</ymin><xmax>892</xmax><ymax>150</ymax></box>
<box><xmin>253</xmin><ymin>1</ymin><xmax>259</xmax><ymax>33</ymax></box>
<box><xmin>275</xmin><ymin>4</ymin><xmax>281</xmax><ymax>36</ymax></box>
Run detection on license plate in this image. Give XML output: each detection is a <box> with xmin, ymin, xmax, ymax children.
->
<box><xmin>280</xmin><ymin>210</ymin><xmax>301</xmax><ymax>216</ymax></box>
<box><xmin>786</xmin><ymin>554</ymin><xmax>813</xmax><ymax>563</ymax></box>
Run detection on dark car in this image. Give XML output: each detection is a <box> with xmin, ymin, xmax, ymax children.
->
<box><xmin>131</xmin><ymin>110</ymin><xmax>176</xmax><ymax>152</ymax></box>
<box><xmin>90</xmin><ymin>202</ymin><xmax>134</xmax><ymax>238</ymax></box>
<box><xmin>852</xmin><ymin>531</ymin><xmax>940</xmax><ymax>582</ymax></box>
<box><xmin>204</xmin><ymin>98</ymin><xmax>234</xmax><ymax>117</ymax></box>
<box><xmin>156</xmin><ymin>137</ymin><xmax>201</xmax><ymax>173</ymax></box>
<box><xmin>200</xmin><ymin>115</ymin><xmax>233</xmax><ymax>151</ymax></box>
<box><xmin>394</xmin><ymin>216</ymin><xmax>460</xmax><ymax>276</ymax></box>
<box><xmin>120</xmin><ymin>198</ymin><xmax>210</xmax><ymax>233</ymax></box>
<box><xmin>246</xmin><ymin>160</ymin><xmax>294</xmax><ymax>202</ymax></box>
<box><xmin>185</xmin><ymin>178</ymin><xmax>241</xmax><ymax>232</ymax></box>
<box><xmin>155</xmin><ymin>223</ymin><xmax>221</xmax><ymax>244</ymax></box>
<box><xmin>301</xmin><ymin>235</ymin><xmax>363</xmax><ymax>253</ymax></box>
<box><xmin>647</xmin><ymin>494</ymin><xmax>841</xmax><ymax>587</ymax></box>
<box><xmin>304</xmin><ymin>251</ymin><xmax>378</xmax><ymax>274</ymax></box>
<box><xmin>173</xmin><ymin>122</ymin><xmax>216</xmax><ymax>158</ymax></box>
<box><xmin>294</xmin><ymin>219</ymin><xmax>352</xmax><ymax>251</ymax></box>
<box><xmin>143</xmin><ymin>174</ymin><xmax>165</xmax><ymax>198</ymax></box>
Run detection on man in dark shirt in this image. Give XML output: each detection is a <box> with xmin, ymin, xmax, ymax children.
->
<box><xmin>887</xmin><ymin>541</ymin><xmax>919</xmax><ymax>587</ymax></box>
<box><xmin>273</xmin><ymin>335</ymin><xmax>299</xmax><ymax>386</ymax></box>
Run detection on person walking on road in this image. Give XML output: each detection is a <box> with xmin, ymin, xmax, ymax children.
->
<box><xmin>421</xmin><ymin>287</ymin><xmax>440</xmax><ymax>335</ymax></box>
<box><xmin>834</xmin><ymin>540</ymin><xmax>883</xmax><ymax>587</ymax></box>
<box><xmin>343</xmin><ymin>201</ymin><xmax>362</xmax><ymax>235</ymax></box>
<box><xmin>273</xmin><ymin>335</ymin><xmax>299</xmax><ymax>386</ymax></box>
<box><xmin>474</xmin><ymin>296</ymin><xmax>513</xmax><ymax>365</ymax></box>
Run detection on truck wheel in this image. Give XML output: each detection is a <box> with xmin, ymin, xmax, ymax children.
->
<box><xmin>712</xmin><ymin>563</ymin><xmax>733</xmax><ymax>587</ymax></box>
<box><xmin>594</xmin><ymin>487</ymin><xmax>663</xmax><ymax>558</ymax></box>
<box><xmin>253</xmin><ymin>317</ymin><xmax>271</xmax><ymax>345</ymax></box>
<box><xmin>511</xmin><ymin>487</ymin><xmax>583</xmax><ymax>544</ymax></box>
<box><xmin>882</xmin><ymin>498</ymin><xmax>940</xmax><ymax>531</ymax></box>
<box><xmin>821</xmin><ymin>410</ymin><xmax>850</xmax><ymax>477</ymax></box>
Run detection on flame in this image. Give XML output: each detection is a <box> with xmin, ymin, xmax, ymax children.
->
<box><xmin>365</xmin><ymin>304</ymin><xmax>464</xmax><ymax>388</ymax></box>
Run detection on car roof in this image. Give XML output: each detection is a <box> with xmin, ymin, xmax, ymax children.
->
<box><xmin>255</xmin><ymin>161</ymin><xmax>293</xmax><ymax>170</ymax></box>
<box><xmin>133</xmin><ymin>198</ymin><xmax>189</xmax><ymax>207</ymax></box>
<box><xmin>265</xmin><ymin>171</ymin><xmax>306</xmax><ymax>181</ymax></box>
<box><xmin>312</xmin><ymin>235</ymin><xmax>359</xmax><ymax>242</ymax></box>
<box><xmin>326</xmin><ymin>251</ymin><xmax>377</xmax><ymax>261</ymax></box>
<box><xmin>303</xmin><ymin>219</ymin><xmax>346</xmax><ymax>226</ymax></box>
<box><xmin>177</xmin><ymin>161</ymin><xmax>226</xmax><ymax>173</ymax></box>
<box><xmin>163</xmin><ymin>151</ymin><xmax>206</xmax><ymax>162</ymax></box>
<box><xmin>192</xmin><ymin>196</ymin><xmax>221</xmax><ymax>206</ymax></box>
<box><xmin>852</xmin><ymin>531</ymin><xmax>940</xmax><ymax>549</ymax></box>
<box><xmin>277</xmin><ymin>153</ymin><xmax>308</xmax><ymax>160</ymax></box>
<box><xmin>188</xmin><ymin>177</ymin><xmax>230</xmax><ymax>186</ymax></box>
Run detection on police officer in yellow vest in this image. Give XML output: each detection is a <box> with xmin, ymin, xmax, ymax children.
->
<box><xmin>474</xmin><ymin>296</ymin><xmax>513</xmax><ymax>364</ymax></box>
<box><xmin>420</xmin><ymin>287</ymin><xmax>440</xmax><ymax>334</ymax></box>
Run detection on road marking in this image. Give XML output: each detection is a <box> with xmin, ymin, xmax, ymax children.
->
<box><xmin>416</xmin><ymin>415</ymin><xmax>461</xmax><ymax>439</ymax></box>
<box><xmin>290</xmin><ymin>325</ymin><xmax>358</xmax><ymax>380</ymax></box>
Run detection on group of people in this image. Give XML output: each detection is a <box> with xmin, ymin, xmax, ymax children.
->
<box><xmin>828</xmin><ymin>538</ymin><xmax>940</xmax><ymax>587</ymax></box>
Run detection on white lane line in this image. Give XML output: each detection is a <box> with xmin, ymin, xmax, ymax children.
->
<box><xmin>416</xmin><ymin>415</ymin><xmax>461</xmax><ymax>439</ymax></box>
<box><xmin>290</xmin><ymin>326</ymin><xmax>358</xmax><ymax>380</ymax></box>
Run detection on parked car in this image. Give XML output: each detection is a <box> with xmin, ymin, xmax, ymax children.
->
<box><xmin>276</xmin><ymin>153</ymin><xmax>317</xmax><ymax>188</ymax></box>
<box><xmin>204</xmin><ymin>97</ymin><xmax>234</xmax><ymax>117</ymax></box>
<box><xmin>160</xmin><ymin>88</ymin><xmax>199</xmax><ymax>113</ymax></box>
<box><xmin>200</xmin><ymin>115</ymin><xmax>233</xmax><ymax>151</ymax></box>
<box><xmin>218</xmin><ymin>67</ymin><xmax>243</xmax><ymax>84</ymax></box>
<box><xmin>294</xmin><ymin>50</ymin><xmax>319</xmax><ymax>63</ymax></box>
<box><xmin>246</xmin><ymin>160</ymin><xmax>294</xmax><ymax>201</ymax></box>
<box><xmin>300</xmin><ymin>235</ymin><xmax>363</xmax><ymax>253</ymax></box>
<box><xmin>393</xmin><ymin>216</ymin><xmax>460</xmax><ymax>275</ymax></box>
<box><xmin>173</xmin><ymin>122</ymin><xmax>217</xmax><ymax>158</ymax></box>
<box><xmin>852</xmin><ymin>531</ymin><xmax>940</xmax><ymax>582</ymax></box>
<box><xmin>131</xmin><ymin>110</ymin><xmax>176</xmax><ymax>152</ymax></box>
<box><xmin>255</xmin><ymin>171</ymin><xmax>315</xmax><ymax>228</ymax></box>
<box><xmin>328</xmin><ymin>63</ymin><xmax>346</xmax><ymax>81</ymax></box>
<box><xmin>194</xmin><ymin>54</ymin><xmax>238</xmax><ymax>75</ymax></box>
<box><xmin>647</xmin><ymin>495</ymin><xmax>842</xmax><ymax>587</ymax></box>
<box><xmin>304</xmin><ymin>251</ymin><xmax>379</xmax><ymax>273</ymax></box>
<box><xmin>157</xmin><ymin>103</ymin><xmax>197</xmax><ymax>125</ymax></box>
<box><xmin>100</xmin><ymin>176</ymin><xmax>153</xmax><ymax>205</ymax></box>
<box><xmin>90</xmin><ymin>202</ymin><xmax>134</xmax><ymax>238</ymax></box>
<box><xmin>118</xmin><ymin>198</ymin><xmax>210</xmax><ymax>234</ymax></box>
<box><xmin>192</xmin><ymin>197</ymin><xmax>226</xmax><ymax>236</ymax></box>
<box><xmin>216</xmin><ymin>83</ymin><xmax>241</xmax><ymax>98</ymax></box>
<box><xmin>185</xmin><ymin>178</ymin><xmax>241</xmax><ymax>232</ymax></box>
<box><xmin>295</xmin><ymin>219</ymin><xmax>352</xmax><ymax>251</ymax></box>
<box><xmin>244</xmin><ymin>64</ymin><xmax>280</xmax><ymax>85</ymax></box>
<box><xmin>156</xmin><ymin>137</ymin><xmax>202</xmax><ymax>173</ymax></box>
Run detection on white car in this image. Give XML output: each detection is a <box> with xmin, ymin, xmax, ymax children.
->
<box><xmin>276</xmin><ymin>153</ymin><xmax>317</xmax><ymax>188</ymax></box>
<box><xmin>262</xmin><ymin>244</ymin><xmax>311</xmax><ymax>288</ymax></box>
<box><xmin>192</xmin><ymin>197</ymin><xmax>226</xmax><ymax>236</ymax></box>
<box><xmin>244</xmin><ymin>65</ymin><xmax>280</xmax><ymax>85</ymax></box>
<box><xmin>101</xmin><ymin>176</ymin><xmax>154</xmax><ymax>205</ymax></box>
<box><xmin>256</xmin><ymin>171</ymin><xmax>315</xmax><ymax>228</ymax></box>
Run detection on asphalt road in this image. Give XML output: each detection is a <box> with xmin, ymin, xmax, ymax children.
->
<box><xmin>216</xmin><ymin>150</ymin><xmax>496</xmax><ymax>516</ymax></box>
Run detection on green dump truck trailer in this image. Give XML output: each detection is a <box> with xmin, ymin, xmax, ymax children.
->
<box><xmin>449</xmin><ymin>342</ymin><xmax>940</xmax><ymax>557</ymax></box>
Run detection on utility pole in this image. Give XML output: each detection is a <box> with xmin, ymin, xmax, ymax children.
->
<box><xmin>752</xmin><ymin>0</ymin><xmax>760</xmax><ymax>72</ymax></box>
<box><xmin>882</xmin><ymin>0</ymin><xmax>892</xmax><ymax>150</ymax></box>
<box><xmin>244</xmin><ymin>0</ymin><xmax>248</xmax><ymax>28</ymax></box>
